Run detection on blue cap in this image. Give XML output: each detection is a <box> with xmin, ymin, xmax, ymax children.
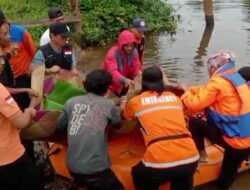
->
<box><xmin>132</xmin><ymin>18</ymin><xmax>147</xmax><ymax>32</ymax></box>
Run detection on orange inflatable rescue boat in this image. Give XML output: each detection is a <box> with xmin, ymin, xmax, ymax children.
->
<box><xmin>48</xmin><ymin>126</ymin><xmax>250</xmax><ymax>190</ymax></box>
<box><xmin>23</xmin><ymin>67</ymin><xmax>250</xmax><ymax>189</ymax></box>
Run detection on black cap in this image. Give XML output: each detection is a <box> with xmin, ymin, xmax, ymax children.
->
<box><xmin>49</xmin><ymin>23</ymin><xmax>71</xmax><ymax>38</ymax></box>
<box><xmin>48</xmin><ymin>7</ymin><xmax>63</xmax><ymax>19</ymax></box>
<box><xmin>132</xmin><ymin>18</ymin><xmax>147</xmax><ymax>32</ymax></box>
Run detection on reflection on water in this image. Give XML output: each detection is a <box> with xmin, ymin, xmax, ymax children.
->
<box><xmin>194</xmin><ymin>26</ymin><xmax>214</xmax><ymax>60</ymax></box>
<box><xmin>141</xmin><ymin>0</ymin><xmax>250</xmax><ymax>85</ymax></box>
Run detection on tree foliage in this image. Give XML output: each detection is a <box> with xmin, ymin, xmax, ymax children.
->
<box><xmin>0</xmin><ymin>0</ymin><xmax>176</xmax><ymax>46</ymax></box>
<box><xmin>80</xmin><ymin>0</ymin><xmax>176</xmax><ymax>45</ymax></box>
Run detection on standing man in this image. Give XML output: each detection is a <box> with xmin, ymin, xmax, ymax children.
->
<box><xmin>0</xmin><ymin>17</ymin><xmax>43</xmax><ymax>190</ymax></box>
<box><xmin>40</xmin><ymin>7</ymin><xmax>69</xmax><ymax>46</ymax></box>
<box><xmin>131</xmin><ymin>18</ymin><xmax>147</xmax><ymax>65</ymax></box>
<box><xmin>0</xmin><ymin>10</ymin><xmax>36</xmax><ymax>110</ymax></box>
<box><xmin>32</xmin><ymin>22</ymin><xmax>76</xmax><ymax>74</ymax></box>
<box><xmin>0</xmin><ymin>10</ymin><xmax>38</xmax><ymax>159</ymax></box>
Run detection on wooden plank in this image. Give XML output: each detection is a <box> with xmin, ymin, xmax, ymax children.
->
<box><xmin>11</xmin><ymin>15</ymin><xmax>80</xmax><ymax>28</ymax></box>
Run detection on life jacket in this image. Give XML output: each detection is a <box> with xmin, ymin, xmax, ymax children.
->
<box><xmin>124</xmin><ymin>91</ymin><xmax>199</xmax><ymax>168</ymax></box>
<box><xmin>0</xmin><ymin>56</ymin><xmax>15</xmax><ymax>87</ymax></box>
<box><xmin>39</xmin><ymin>43</ymin><xmax>73</xmax><ymax>70</ymax></box>
<box><xmin>115</xmin><ymin>48</ymin><xmax>136</xmax><ymax>72</ymax></box>
<box><xmin>205</xmin><ymin>72</ymin><xmax>250</xmax><ymax>138</ymax></box>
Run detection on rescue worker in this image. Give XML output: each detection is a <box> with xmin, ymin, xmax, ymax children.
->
<box><xmin>56</xmin><ymin>69</ymin><xmax>124</xmax><ymax>190</ymax></box>
<box><xmin>32</xmin><ymin>22</ymin><xmax>77</xmax><ymax>74</ymax></box>
<box><xmin>102</xmin><ymin>29</ymin><xmax>142</xmax><ymax>96</ymax></box>
<box><xmin>40</xmin><ymin>7</ymin><xmax>69</xmax><ymax>46</ymax></box>
<box><xmin>123</xmin><ymin>66</ymin><xmax>199</xmax><ymax>190</ymax></box>
<box><xmin>181</xmin><ymin>51</ymin><xmax>250</xmax><ymax>190</ymax></box>
<box><xmin>131</xmin><ymin>18</ymin><xmax>147</xmax><ymax>64</ymax></box>
<box><xmin>0</xmin><ymin>19</ymin><xmax>43</xmax><ymax>190</ymax></box>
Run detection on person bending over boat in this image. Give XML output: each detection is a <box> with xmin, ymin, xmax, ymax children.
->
<box><xmin>102</xmin><ymin>29</ymin><xmax>142</xmax><ymax>97</ymax></box>
<box><xmin>181</xmin><ymin>51</ymin><xmax>250</xmax><ymax>190</ymax></box>
<box><xmin>0</xmin><ymin>20</ymin><xmax>43</xmax><ymax>190</ymax></box>
<box><xmin>56</xmin><ymin>69</ymin><xmax>124</xmax><ymax>190</ymax></box>
<box><xmin>123</xmin><ymin>66</ymin><xmax>199</xmax><ymax>190</ymax></box>
<box><xmin>32</xmin><ymin>22</ymin><xmax>77</xmax><ymax>75</ymax></box>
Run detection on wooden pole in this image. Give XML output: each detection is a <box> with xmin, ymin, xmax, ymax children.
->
<box><xmin>69</xmin><ymin>0</ymin><xmax>83</xmax><ymax>45</ymax></box>
<box><xmin>203</xmin><ymin>0</ymin><xmax>214</xmax><ymax>27</ymax></box>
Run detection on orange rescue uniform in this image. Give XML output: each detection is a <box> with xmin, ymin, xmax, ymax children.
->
<box><xmin>182</xmin><ymin>69</ymin><xmax>250</xmax><ymax>149</ymax></box>
<box><xmin>124</xmin><ymin>91</ymin><xmax>199</xmax><ymax>168</ymax></box>
<box><xmin>0</xmin><ymin>83</ymin><xmax>24</xmax><ymax>166</ymax></box>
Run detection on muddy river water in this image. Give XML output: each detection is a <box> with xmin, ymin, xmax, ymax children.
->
<box><xmin>78</xmin><ymin>0</ymin><xmax>250</xmax><ymax>189</ymax></box>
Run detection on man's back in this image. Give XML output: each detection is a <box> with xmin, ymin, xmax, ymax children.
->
<box><xmin>58</xmin><ymin>93</ymin><xmax>121</xmax><ymax>174</ymax></box>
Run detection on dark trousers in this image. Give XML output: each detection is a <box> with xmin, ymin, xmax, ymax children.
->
<box><xmin>132</xmin><ymin>161</ymin><xmax>198</xmax><ymax>190</ymax></box>
<box><xmin>71</xmin><ymin>168</ymin><xmax>124</xmax><ymax>190</ymax></box>
<box><xmin>189</xmin><ymin>118</ymin><xmax>250</xmax><ymax>190</ymax></box>
<box><xmin>12</xmin><ymin>74</ymin><xmax>31</xmax><ymax>111</ymax></box>
<box><xmin>12</xmin><ymin>74</ymin><xmax>34</xmax><ymax>159</ymax></box>
<box><xmin>0</xmin><ymin>152</ymin><xmax>43</xmax><ymax>190</ymax></box>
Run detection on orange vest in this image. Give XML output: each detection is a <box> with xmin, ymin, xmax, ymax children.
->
<box><xmin>182</xmin><ymin>62</ymin><xmax>250</xmax><ymax>149</ymax></box>
<box><xmin>124</xmin><ymin>91</ymin><xmax>199</xmax><ymax>168</ymax></box>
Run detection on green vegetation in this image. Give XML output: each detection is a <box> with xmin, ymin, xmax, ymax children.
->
<box><xmin>80</xmin><ymin>0</ymin><xmax>177</xmax><ymax>46</ymax></box>
<box><xmin>0</xmin><ymin>0</ymin><xmax>176</xmax><ymax>46</ymax></box>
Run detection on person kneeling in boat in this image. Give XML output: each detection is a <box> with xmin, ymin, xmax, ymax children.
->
<box><xmin>102</xmin><ymin>29</ymin><xmax>142</xmax><ymax>97</ymax></box>
<box><xmin>31</xmin><ymin>22</ymin><xmax>77</xmax><ymax>74</ymax></box>
<box><xmin>181</xmin><ymin>51</ymin><xmax>250</xmax><ymax>190</ymax></box>
<box><xmin>123</xmin><ymin>66</ymin><xmax>199</xmax><ymax>190</ymax></box>
<box><xmin>56</xmin><ymin>69</ymin><xmax>125</xmax><ymax>190</ymax></box>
